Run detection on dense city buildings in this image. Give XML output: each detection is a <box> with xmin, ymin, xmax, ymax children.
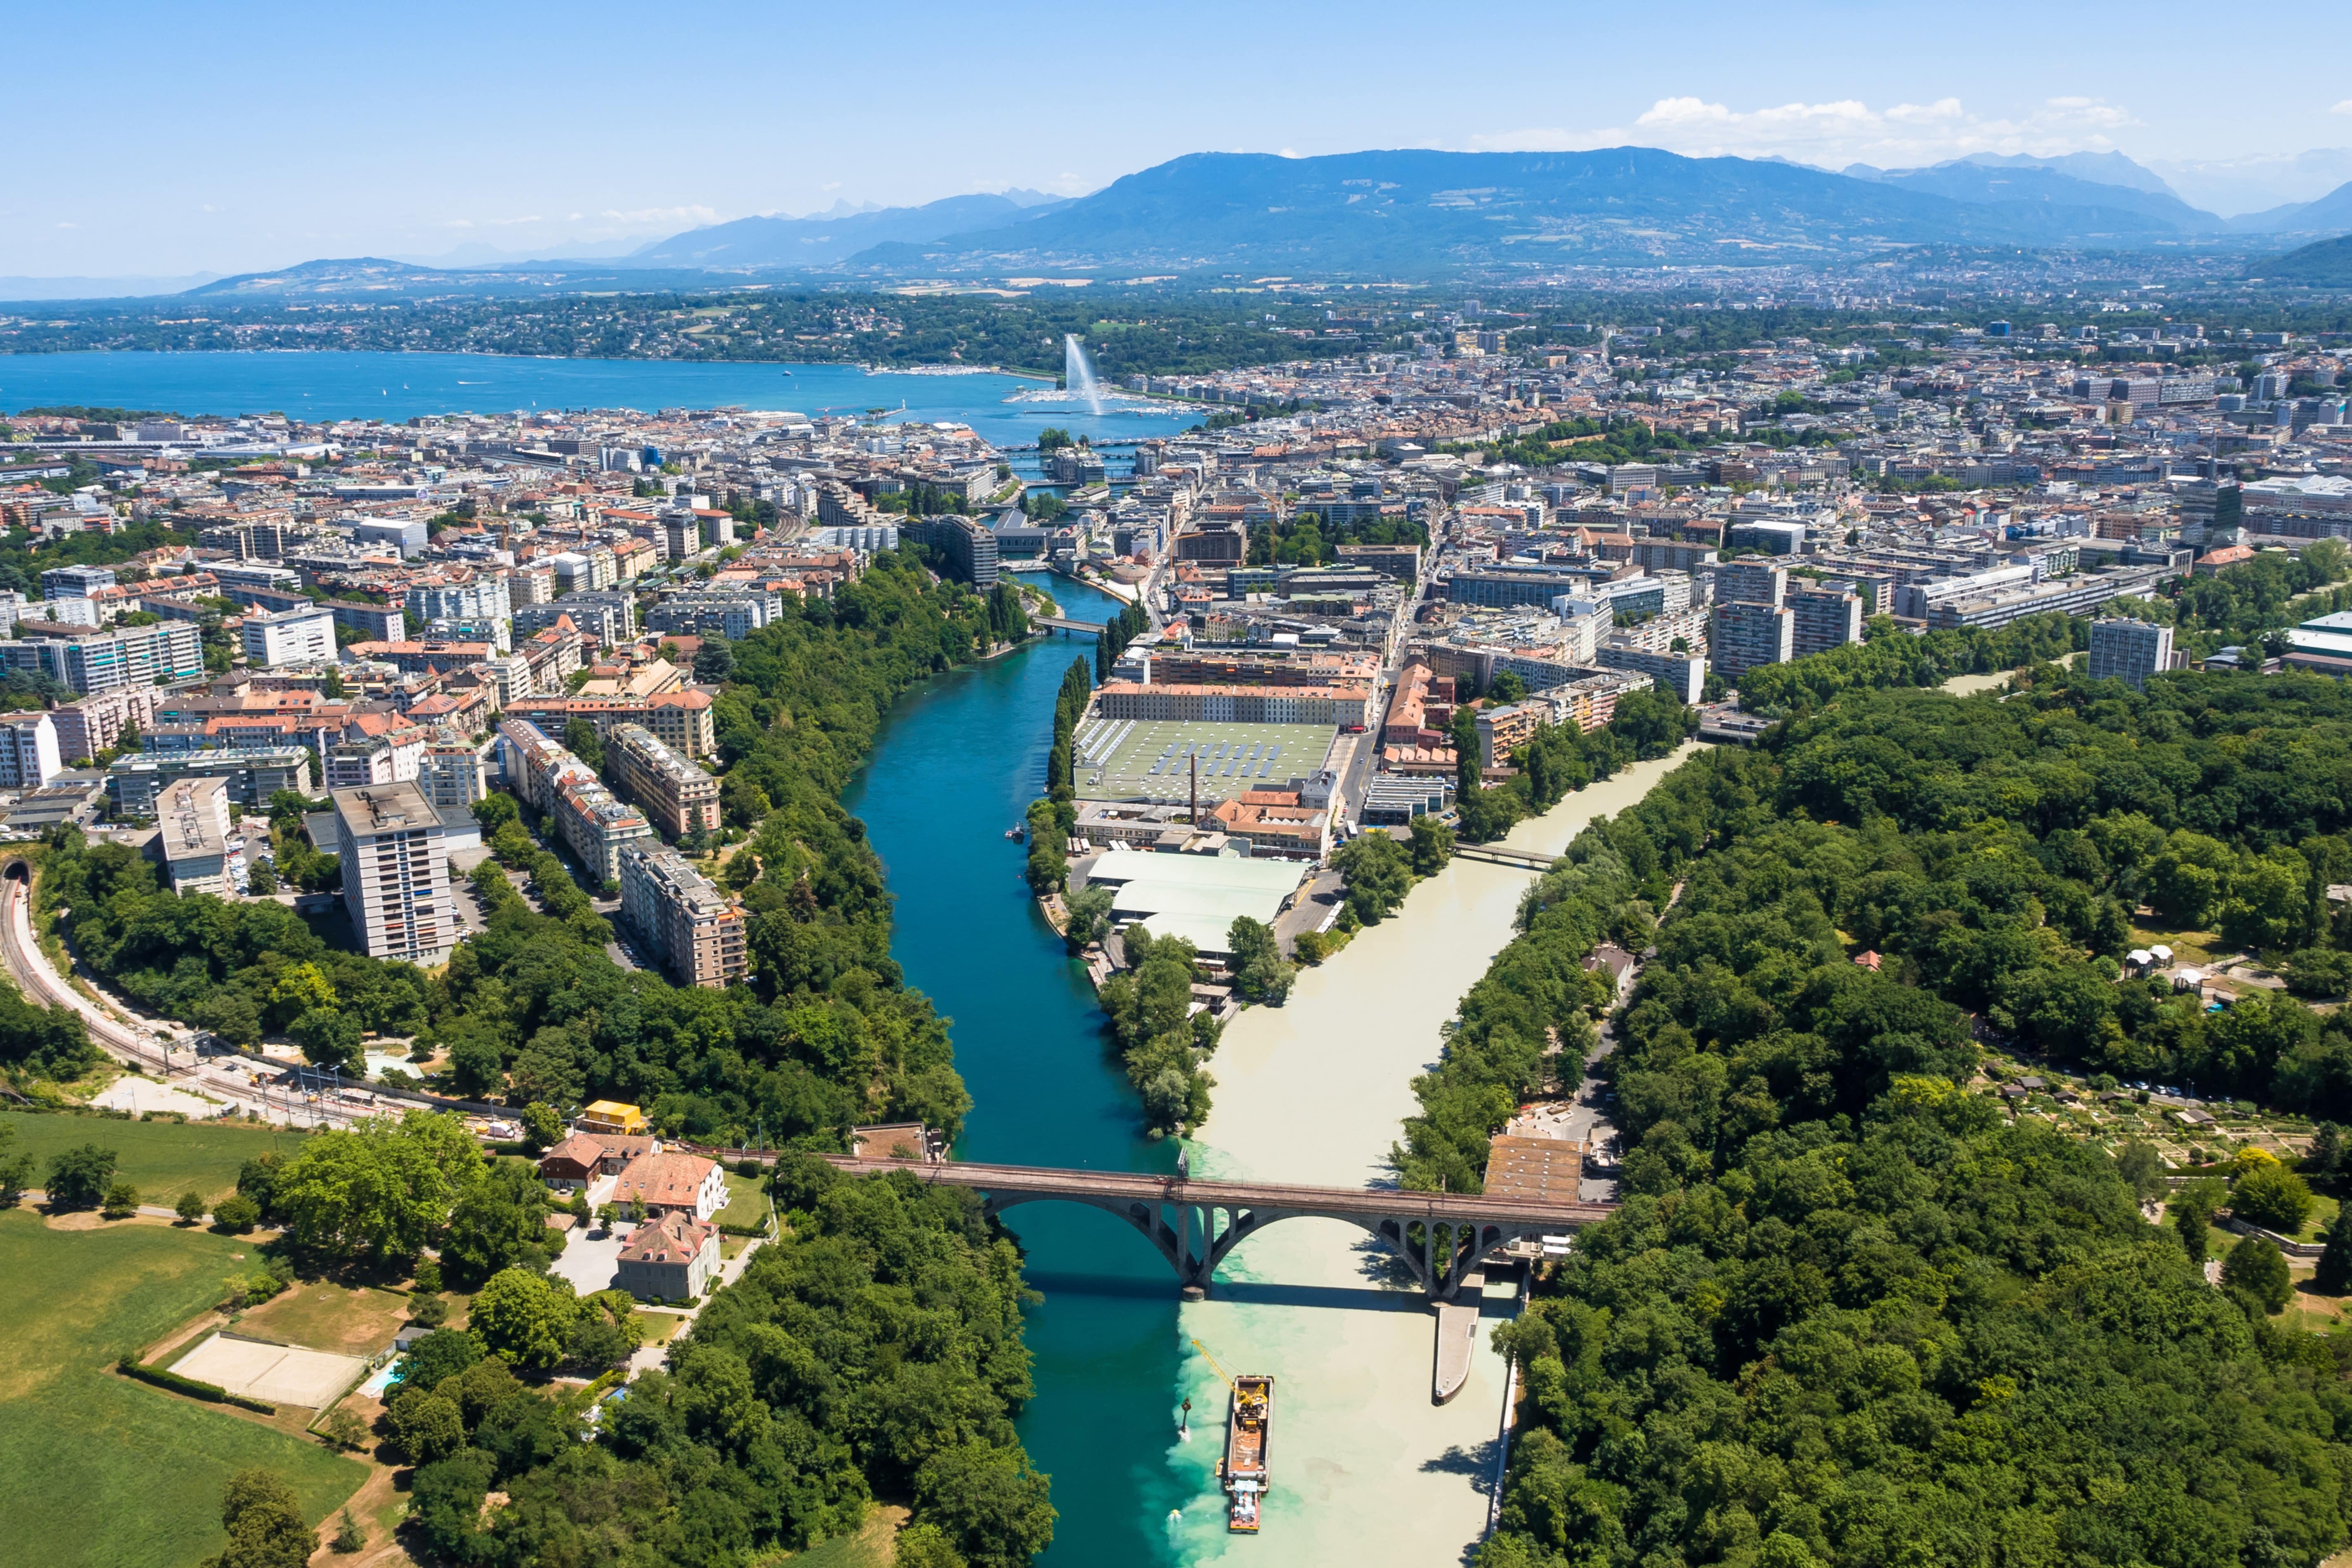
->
<box><xmin>240</xmin><ymin>603</ymin><xmax>336</xmax><ymax>667</ymax></box>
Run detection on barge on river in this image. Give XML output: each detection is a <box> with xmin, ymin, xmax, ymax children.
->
<box><xmin>1214</xmin><ymin>1373</ymin><xmax>1273</xmax><ymax>1532</ymax></box>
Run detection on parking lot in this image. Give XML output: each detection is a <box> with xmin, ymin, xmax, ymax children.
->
<box><xmin>1071</xmin><ymin>717</ymin><xmax>1339</xmax><ymax>805</ymax></box>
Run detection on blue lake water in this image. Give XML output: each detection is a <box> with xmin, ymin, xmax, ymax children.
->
<box><xmin>0</xmin><ymin>351</ymin><xmax>1191</xmax><ymax>448</ymax></box>
<box><xmin>843</xmin><ymin>581</ymin><xmax>1195</xmax><ymax>1566</ymax></box>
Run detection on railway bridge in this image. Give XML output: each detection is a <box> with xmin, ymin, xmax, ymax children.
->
<box><xmin>814</xmin><ymin>1155</ymin><xmax>1612</xmax><ymax>1300</ymax></box>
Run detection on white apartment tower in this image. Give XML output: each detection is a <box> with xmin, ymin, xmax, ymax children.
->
<box><xmin>333</xmin><ymin>781</ymin><xmax>454</xmax><ymax>965</ymax></box>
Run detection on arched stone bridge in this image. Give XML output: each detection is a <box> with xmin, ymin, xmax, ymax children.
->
<box><xmin>815</xmin><ymin>1155</ymin><xmax>1614</xmax><ymax>1301</ymax></box>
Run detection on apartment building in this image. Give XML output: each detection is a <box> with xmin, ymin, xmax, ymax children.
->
<box><xmin>107</xmin><ymin>748</ymin><xmax>313</xmax><ymax>819</ymax></box>
<box><xmin>150</xmin><ymin>775</ymin><xmax>234</xmax><ymax>896</ymax></box>
<box><xmin>0</xmin><ymin>712</ymin><xmax>62</xmax><ymax>790</ymax></box>
<box><xmin>241</xmin><ymin>604</ymin><xmax>336</xmax><ymax>667</ymax></box>
<box><xmin>1710</xmin><ymin>600</ymin><xmax>1795</xmax><ymax>679</ymax></box>
<box><xmin>52</xmin><ymin>686</ymin><xmax>168</xmax><ymax>765</ymax></box>
<box><xmin>1785</xmin><ymin>586</ymin><xmax>1864</xmax><ymax>659</ymax></box>
<box><xmin>405</xmin><ymin>575</ymin><xmax>511</xmax><ymax>624</ymax></box>
<box><xmin>2088</xmin><ymin>617</ymin><xmax>2177</xmax><ymax>692</ymax></box>
<box><xmin>334</xmin><ymin>780</ymin><xmax>453</xmax><ymax>964</ymax></box>
<box><xmin>0</xmin><ymin>620</ymin><xmax>203</xmax><ymax>695</ymax></box>
<box><xmin>618</xmin><ymin>843</ymin><xmax>745</xmax><ymax>989</ymax></box>
<box><xmin>497</xmin><ymin>719</ymin><xmax>654</xmax><ymax>885</ymax></box>
<box><xmin>607</xmin><ymin>724</ymin><xmax>719</xmax><ymax>837</ymax></box>
<box><xmin>505</xmin><ymin>690</ymin><xmax>716</xmax><ymax>759</ymax></box>
<box><xmin>1714</xmin><ymin>561</ymin><xmax>1788</xmax><ymax>608</ymax></box>
<box><xmin>417</xmin><ymin>744</ymin><xmax>488</xmax><ymax>810</ymax></box>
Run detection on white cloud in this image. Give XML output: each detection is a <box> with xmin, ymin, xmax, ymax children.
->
<box><xmin>2333</xmin><ymin>99</ymin><xmax>2352</xmax><ymax>115</ymax></box>
<box><xmin>54</xmin><ymin>221</ymin><xmax>75</xmax><ymax>229</ymax></box>
<box><xmin>1472</xmin><ymin>95</ymin><xmax>2138</xmax><ymax>170</ymax></box>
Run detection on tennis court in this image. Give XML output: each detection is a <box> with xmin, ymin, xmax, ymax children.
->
<box><xmin>171</xmin><ymin>1332</ymin><xmax>368</xmax><ymax>1409</ymax></box>
<box><xmin>1072</xmin><ymin>717</ymin><xmax>1339</xmax><ymax>805</ymax></box>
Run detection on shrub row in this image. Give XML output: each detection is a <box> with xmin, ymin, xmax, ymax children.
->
<box><xmin>116</xmin><ymin>1355</ymin><xmax>278</xmax><ymax>1415</ymax></box>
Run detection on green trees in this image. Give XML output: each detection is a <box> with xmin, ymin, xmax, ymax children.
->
<box><xmin>440</xmin><ymin>1159</ymin><xmax>561</xmax><ymax>1283</ymax></box>
<box><xmin>2315</xmin><ymin>1207</ymin><xmax>2352</xmax><ymax>1294</ymax></box>
<box><xmin>1226</xmin><ymin>917</ymin><xmax>1295</xmax><ymax>1005</ymax></box>
<box><xmin>2229</xmin><ymin>1159</ymin><xmax>2315</xmax><ymax>1233</ymax></box>
<box><xmin>1041</xmin><ymin>657</ymin><xmax>1090</xmax><ymax>799</ymax></box>
<box><xmin>913</xmin><ymin>1442</ymin><xmax>1058</xmax><ymax>1568</ymax></box>
<box><xmin>2221</xmin><ymin>1233</ymin><xmax>2295</xmax><ymax>1313</ymax></box>
<box><xmin>44</xmin><ymin>1142</ymin><xmax>117</xmax><ymax>1209</ymax></box>
<box><xmin>1092</xmin><ymin>599</ymin><xmax>1146</xmax><ymax>681</ymax></box>
<box><xmin>0</xmin><ymin>1123</ymin><xmax>30</xmax><ymax>1206</ymax></box>
<box><xmin>1099</xmin><ymin>928</ymin><xmax>1216</xmax><ymax>1135</ymax></box>
<box><xmin>1455</xmin><ymin>667</ymin><xmax>2352</xmax><ymax>1568</ymax></box>
<box><xmin>271</xmin><ymin>1110</ymin><xmax>484</xmax><ymax>1263</ymax></box>
<box><xmin>470</xmin><ymin>1268</ymin><xmax>581</xmax><ymax>1370</ymax></box>
<box><xmin>1061</xmin><ymin>884</ymin><xmax>1114</xmax><ymax>953</ymax></box>
<box><xmin>1408</xmin><ymin>814</ymin><xmax>1455</xmax><ymax>877</ymax></box>
<box><xmin>1334</xmin><ymin>832</ymin><xmax>1413</xmax><ymax>924</ymax></box>
<box><xmin>199</xmin><ymin>1469</ymin><xmax>316</xmax><ymax>1568</ymax></box>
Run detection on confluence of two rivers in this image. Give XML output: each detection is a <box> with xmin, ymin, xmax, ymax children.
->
<box><xmin>843</xmin><ymin>580</ymin><xmax>1694</xmax><ymax>1566</ymax></box>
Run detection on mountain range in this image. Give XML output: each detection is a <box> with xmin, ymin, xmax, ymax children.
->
<box><xmin>40</xmin><ymin>147</ymin><xmax>2352</xmax><ymax>303</ymax></box>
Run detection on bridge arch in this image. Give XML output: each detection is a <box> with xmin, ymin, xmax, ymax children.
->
<box><xmin>979</xmin><ymin>1190</ymin><xmax>1559</xmax><ymax>1301</ymax></box>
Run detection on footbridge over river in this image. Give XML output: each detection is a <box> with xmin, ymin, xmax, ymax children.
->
<box><xmin>813</xmin><ymin>1155</ymin><xmax>1614</xmax><ymax>1301</ymax></box>
<box><xmin>1033</xmin><ymin>615</ymin><xmax>1105</xmax><ymax>636</ymax></box>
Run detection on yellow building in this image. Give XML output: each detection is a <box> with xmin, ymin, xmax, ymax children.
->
<box><xmin>577</xmin><ymin>1100</ymin><xmax>648</xmax><ymax>1136</ymax></box>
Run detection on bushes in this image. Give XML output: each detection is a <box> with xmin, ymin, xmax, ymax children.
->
<box><xmin>117</xmin><ymin>1355</ymin><xmax>277</xmax><ymax>1415</ymax></box>
<box><xmin>1097</xmin><ymin>928</ymin><xmax>1217</xmax><ymax>1136</ymax></box>
<box><xmin>2230</xmin><ymin>1160</ymin><xmax>2316</xmax><ymax>1234</ymax></box>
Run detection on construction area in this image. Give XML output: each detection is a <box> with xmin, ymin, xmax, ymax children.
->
<box><xmin>1070</xmin><ymin>716</ymin><xmax>1339</xmax><ymax>807</ymax></box>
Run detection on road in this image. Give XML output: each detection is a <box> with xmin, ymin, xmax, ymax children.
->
<box><xmin>0</xmin><ymin>875</ymin><xmax>363</xmax><ymax>1128</ymax></box>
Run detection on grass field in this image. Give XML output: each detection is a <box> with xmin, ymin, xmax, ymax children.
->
<box><xmin>713</xmin><ymin>1169</ymin><xmax>771</xmax><ymax>1233</ymax></box>
<box><xmin>2</xmin><ymin>1109</ymin><xmax>291</xmax><ymax>1207</ymax></box>
<box><xmin>237</xmin><ymin>1279</ymin><xmax>411</xmax><ymax>1357</ymax></box>
<box><xmin>1071</xmin><ymin>716</ymin><xmax>1336</xmax><ymax>805</ymax></box>
<box><xmin>0</xmin><ymin>1209</ymin><xmax>364</xmax><ymax>1568</ymax></box>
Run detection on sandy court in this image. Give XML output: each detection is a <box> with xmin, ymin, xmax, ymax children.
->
<box><xmin>90</xmin><ymin>1078</ymin><xmax>225</xmax><ymax>1118</ymax></box>
<box><xmin>170</xmin><ymin>1331</ymin><xmax>366</xmax><ymax>1408</ymax></box>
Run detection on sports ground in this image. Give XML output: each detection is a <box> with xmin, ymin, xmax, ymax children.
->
<box><xmin>1071</xmin><ymin>717</ymin><xmax>1338</xmax><ymax>806</ymax></box>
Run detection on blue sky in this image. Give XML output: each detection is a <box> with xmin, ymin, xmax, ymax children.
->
<box><xmin>8</xmin><ymin>0</ymin><xmax>2351</xmax><ymax>278</ymax></box>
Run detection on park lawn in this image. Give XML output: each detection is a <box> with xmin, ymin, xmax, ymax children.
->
<box><xmin>2127</xmin><ymin>920</ymin><xmax>2232</xmax><ymax>970</ymax></box>
<box><xmin>237</xmin><ymin>1278</ymin><xmax>412</xmax><ymax>1356</ymax></box>
<box><xmin>713</xmin><ymin>1168</ymin><xmax>771</xmax><ymax>1232</ymax></box>
<box><xmin>632</xmin><ymin>1310</ymin><xmax>683</xmax><ymax>1346</ymax></box>
<box><xmin>0</xmin><ymin>1208</ymin><xmax>363</xmax><ymax>1568</ymax></box>
<box><xmin>2</xmin><ymin>1108</ymin><xmax>289</xmax><ymax>1207</ymax></box>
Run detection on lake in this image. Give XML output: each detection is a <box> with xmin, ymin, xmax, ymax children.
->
<box><xmin>0</xmin><ymin>351</ymin><xmax>1192</xmax><ymax>449</ymax></box>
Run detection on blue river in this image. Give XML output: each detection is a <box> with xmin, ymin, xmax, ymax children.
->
<box><xmin>0</xmin><ymin>351</ymin><xmax>1188</xmax><ymax>450</ymax></box>
<box><xmin>845</xmin><ymin>579</ymin><xmax>1193</xmax><ymax>1566</ymax></box>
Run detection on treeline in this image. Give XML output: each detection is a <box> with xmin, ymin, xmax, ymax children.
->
<box><xmin>1460</xmin><ymin>670</ymin><xmax>2352</xmax><ymax>1566</ymax></box>
<box><xmin>1093</xmin><ymin>600</ymin><xmax>1148</xmax><ymax>682</ymax></box>
<box><xmin>1733</xmin><ymin>610</ymin><xmax>2081</xmax><ymax>716</ymax></box>
<box><xmin>396</xmin><ymin>1156</ymin><xmax>1054</xmax><ymax>1568</ymax></box>
<box><xmin>1025</xmin><ymin>657</ymin><xmax>1092</xmax><ymax>896</ymax></box>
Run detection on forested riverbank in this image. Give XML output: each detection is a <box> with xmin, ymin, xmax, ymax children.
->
<box><xmin>1436</xmin><ymin>660</ymin><xmax>2352</xmax><ymax>1567</ymax></box>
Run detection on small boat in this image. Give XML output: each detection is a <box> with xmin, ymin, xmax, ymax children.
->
<box><xmin>1004</xmin><ymin>824</ymin><xmax>1026</xmax><ymax>842</ymax></box>
<box><xmin>1220</xmin><ymin>1374</ymin><xmax>1273</xmax><ymax>1532</ymax></box>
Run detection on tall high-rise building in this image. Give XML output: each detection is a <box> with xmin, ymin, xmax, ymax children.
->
<box><xmin>1715</xmin><ymin>561</ymin><xmax>1788</xmax><ymax>607</ymax></box>
<box><xmin>0</xmin><ymin>620</ymin><xmax>203</xmax><ymax>695</ymax></box>
<box><xmin>334</xmin><ymin>781</ymin><xmax>453</xmax><ymax>964</ymax></box>
<box><xmin>0</xmin><ymin>712</ymin><xmax>62</xmax><ymax>790</ymax></box>
<box><xmin>1710</xmin><ymin>600</ymin><xmax>1794</xmax><ymax>679</ymax></box>
<box><xmin>2088</xmin><ymin>617</ymin><xmax>2176</xmax><ymax>691</ymax></box>
<box><xmin>1786</xmin><ymin>586</ymin><xmax>1864</xmax><ymax>659</ymax></box>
